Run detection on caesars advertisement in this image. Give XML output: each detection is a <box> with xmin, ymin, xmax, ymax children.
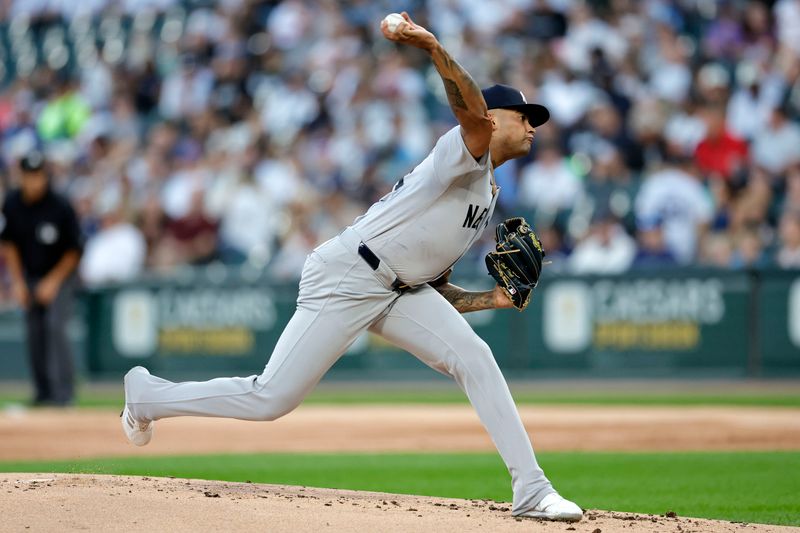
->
<box><xmin>542</xmin><ymin>278</ymin><xmax>729</xmax><ymax>354</ymax></box>
<box><xmin>85</xmin><ymin>272</ymin><xmax>798</xmax><ymax>376</ymax></box>
<box><xmin>111</xmin><ymin>287</ymin><xmax>278</xmax><ymax>359</ymax></box>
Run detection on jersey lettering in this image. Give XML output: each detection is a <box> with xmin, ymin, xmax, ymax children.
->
<box><xmin>462</xmin><ymin>204</ymin><xmax>487</xmax><ymax>229</ymax></box>
<box><xmin>471</xmin><ymin>208</ymin><xmax>489</xmax><ymax>229</ymax></box>
<box><xmin>462</xmin><ymin>204</ymin><xmax>479</xmax><ymax>228</ymax></box>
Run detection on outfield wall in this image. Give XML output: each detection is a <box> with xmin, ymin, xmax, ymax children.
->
<box><xmin>0</xmin><ymin>268</ymin><xmax>798</xmax><ymax>380</ymax></box>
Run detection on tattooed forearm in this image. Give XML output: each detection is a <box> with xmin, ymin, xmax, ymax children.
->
<box><xmin>429</xmin><ymin>43</ymin><xmax>487</xmax><ymax>121</ymax></box>
<box><xmin>442</xmin><ymin>78</ymin><xmax>467</xmax><ymax>110</ymax></box>
<box><xmin>436</xmin><ymin>284</ymin><xmax>496</xmax><ymax>314</ymax></box>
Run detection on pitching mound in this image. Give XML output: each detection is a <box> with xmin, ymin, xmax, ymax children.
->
<box><xmin>1</xmin><ymin>474</ymin><xmax>794</xmax><ymax>533</ymax></box>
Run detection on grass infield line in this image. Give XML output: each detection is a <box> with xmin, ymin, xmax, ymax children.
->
<box><xmin>1</xmin><ymin>451</ymin><xmax>797</xmax><ymax>526</ymax></box>
<box><xmin>3</xmin><ymin>389</ymin><xmax>800</xmax><ymax>409</ymax></box>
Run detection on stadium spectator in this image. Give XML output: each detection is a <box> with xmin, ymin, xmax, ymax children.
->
<box><xmin>0</xmin><ymin>0</ymin><xmax>798</xmax><ymax>293</ymax></box>
<box><xmin>137</xmin><ymin>194</ymin><xmax>172</xmax><ymax>271</ymax></box>
<box><xmin>539</xmin><ymin>68</ymin><xmax>597</xmax><ymax>129</ymax></box>
<box><xmin>664</xmin><ymin>100</ymin><xmax>707</xmax><ymax>157</ymax></box>
<box><xmin>699</xmin><ymin>232</ymin><xmax>735</xmax><ymax>268</ymax></box>
<box><xmin>728</xmin><ymin>171</ymin><xmax>773</xmax><ymax>239</ymax></box>
<box><xmin>158</xmin><ymin>54</ymin><xmax>214</xmax><ymax>121</ymax></box>
<box><xmin>631</xmin><ymin>219</ymin><xmax>678</xmax><ymax>270</ymax></box>
<box><xmin>730</xmin><ymin>229</ymin><xmax>771</xmax><ymax>269</ymax></box>
<box><xmin>694</xmin><ymin>103</ymin><xmax>749</xmax><ymax>182</ymax></box>
<box><xmin>569</xmin><ymin>101</ymin><xmax>640</xmax><ymax>171</ymax></box>
<box><xmin>695</xmin><ymin>63</ymin><xmax>732</xmax><ymax>107</ymax></box>
<box><xmin>36</xmin><ymin>74</ymin><xmax>91</xmax><ymax>142</ymax></box>
<box><xmin>774</xmin><ymin>0</ymin><xmax>800</xmax><ymax>55</ymax></box>
<box><xmin>79</xmin><ymin>192</ymin><xmax>146</xmax><ymax>286</ymax></box>
<box><xmin>582</xmin><ymin>149</ymin><xmax>637</xmax><ymax>229</ymax></box>
<box><xmin>780</xmin><ymin>167</ymin><xmax>800</xmax><ymax>215</ymax></box>
<box><xmin>776</xmin><ymin>210</ymin><xmax>800</xmax><ymax>268</ymax></box>
<box><xmin>269</xmin><ymin>202</ymin><xmax>319</xmax><ymax>280</ymax></box>
<box><xmin>535</xmin><ymin>224</ymin><xmax>570</xmax><ymax>274</ymax></box>
<box><xmin>627</xmin><ymin>98</ymin><xmax>670</xmax><ymax>172</ymax></box>
<box><xmin>726</xmin><ymin>62</ymin><xmax>783</xmax><ymax>141</ymax></box>
<box><xmin>216</xmin><ymin>172</ymin><xmax>279</xmax><ymax>265</ymax></box>
<box><xmin>708</xmin><ymin>177</ymin><xmax>735</xmax><ymax>231</ymax></box>
<box><xmin>702</xmin><ymin>3</ymin><xmax>745</xmax><ymax>61</ymax></box>
<box><xmin>635</xmin><ymin>155</ymin><xmax>713</xmax><ymax>264</ymax></box>
<box><xmin>649</xmin><ymin>25</ymin><xmax>693</xmax><ymax>104</ymax></box>
<box><xmin>162</xmin><ymin>188</ymin><xmax>219</xmax><ymax>267</ymax></box>
<box><xmin>568</xmin><ymin>209</ymin><xmax>636</xmax><ymax>275</ymax></box>
<box><xmin>518</xmin><ymin>141</ymin><xmax>583</xmax><ymax>215</ymax></box>
<box><xmin>750</xmin><ymin>103</ymin><xmax>800</xmax><ymax>176</ymax></box>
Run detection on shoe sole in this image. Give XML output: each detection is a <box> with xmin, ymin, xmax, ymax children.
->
<box><xmin>520</xmin><ymin>511</ymin><xmax>583</xmax><ymax>522</ymax></box>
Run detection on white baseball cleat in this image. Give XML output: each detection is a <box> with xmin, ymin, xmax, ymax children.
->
<box><xmin>120</xmin><ymin>405</ymin><xmax>153</xmax><ymax>446</ymax></box>
<box><xmin>518</xmin><ymin>493</ymin><xmax>583</xmax><ymax>522</ymax></box>
<box><xmin>120</xmin><ymin>367</ymin><xmax>153</xmax><ymax>446</ymax></box>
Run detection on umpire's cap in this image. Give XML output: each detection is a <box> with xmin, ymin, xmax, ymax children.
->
<box><xmin>20</xmin><ymin>150</ymin><xmax>46</xmax><ymax>173</ymax></box>
<box><xmin>482</xmin><ymin>84</ymin><xmax>550</xmax><ymax>128</ymax></box>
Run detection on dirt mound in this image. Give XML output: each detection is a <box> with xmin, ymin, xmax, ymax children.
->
<box><xmin>0</xmin><ymin>474</ymin><xmax>794</xmax><ymax>533</ymax></box>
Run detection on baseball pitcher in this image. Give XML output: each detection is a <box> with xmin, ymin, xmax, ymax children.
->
<box><xmin>121</xmin><ymin>12</ymin><xmax>582</xmax><ymax>522</ymax></box>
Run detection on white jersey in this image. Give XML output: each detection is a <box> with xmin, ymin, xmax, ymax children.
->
<box><xmin>349</xmin><ymin>126</ymin><xmax>498</xmax><ymax>286</ymax></box>
<box><xmin>635</xmin><ymin>168</ymin><xmax>713</xmax><ymax>264</ymax></box>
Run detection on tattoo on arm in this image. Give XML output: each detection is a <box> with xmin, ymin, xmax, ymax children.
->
<box><xmin>442</xmin><ymin>78</ymin><xmax>467</xmax><ymax>110</ymax></box>
<box><xmin>430</xmin><ymin>45</ymin><xmax>486</xmax><ymax>120</ymax></box>
<box><xmin>436</xmin><ymin>284</ymin><xmax>496</xmax><ymax>314</ymax></box>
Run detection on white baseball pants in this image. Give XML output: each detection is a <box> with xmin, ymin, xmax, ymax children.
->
<box><xmin>125</xmin><ymin>230</ymin><xmax>555</xmax><ymax>513</ymax></box>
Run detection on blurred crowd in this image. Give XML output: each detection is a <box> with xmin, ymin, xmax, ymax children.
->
<box><xmin>1</xmin><ymin>0</ymin><xmax>800</xmax><ymax>304</ymax></box>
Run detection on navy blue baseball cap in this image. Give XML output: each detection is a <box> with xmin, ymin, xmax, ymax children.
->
<box><xmin>481</xmin><ymin>84</ymin><xmax>550</xmax><ymax>127</ymax></box>
<box><xmin>20</xmin><ymin>150</ymin><xmax>46</xmax><ymax>173</ymax></box>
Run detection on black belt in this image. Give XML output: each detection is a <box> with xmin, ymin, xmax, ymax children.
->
<box><xmin>357</xmin><ymin>242</ymin><xmax>412</xmax><ymax>294</ymax></box>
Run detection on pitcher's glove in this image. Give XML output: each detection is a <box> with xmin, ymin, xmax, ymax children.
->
<box><xmin>484</xmin><ymin>217</ymin><xmax>545</xmax><ymax>311</ymax></box>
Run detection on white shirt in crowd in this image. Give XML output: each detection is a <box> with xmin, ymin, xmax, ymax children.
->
<box><xmin>539</xmin><ymin>72</ymin><xmax>598</xmax><ymax>128</ymax></box>
<box><xmin>219</xmin><ymin>183</ymin><xmax>279</xmax><ymax>261</ymax></box>
<box><xmin>158</xmin><ymin>66</ymin><xmax>214</xmax><ymax>121</ymax></box>
<box><xmin>160</xmin><ymin>168</ymin><xmax>212</xmax><ymax>220</ymax></box>
<box><xmin>635</xmin><ymin>168</ymin><xmax>713</xmax><ymax>264</ymax></box>
<box><xmin>649</xmin><ymin>60</ymin><xmax>692</xmax><ymax>104</ymax></box>
<box><xmin>775</xmin><ymin>0</ymin><xmax>800</xmax><ymax>54</ymax></box>
<box><xmin>726</xmin><ymin>80</ymin><xmax>785</xmax><ymax>141</ymax></box>
<box><xmin>663</xmin><ymin>111</ymin><xmax>707</xmax><ymax>154</ymax></box>
<box><xmin>258</xmin><ymin>81</ymin><xmax>320</xmax><ymax>146</ymax></box>
<box><xmin>751</xmin><ymin>119</ymin><xmax>800</xmax><ymax>175</ymax></box>
<box><xmin>568</xmin><ymin>223</ymin><xmax>636</xmax><ymax>274</ymax></box>
<box><xmin>518</xmin><ymin>157</ymin><xmax>583</xmax><ymax>211</ymax></box>
<box><xmin>80</xmin><ymin>223</ymin><xmax>146</xmax><ymax>286</ymax></box>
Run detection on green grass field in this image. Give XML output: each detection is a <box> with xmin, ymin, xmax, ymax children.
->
<box><xmin>1</xmin><ymin>451</ymin><xmax>798</xmax><ymax>526</ymax></box>
<box><xmin>3</xmin><ymin>384</ymin><xmax>798</xmax><ymax>525</ymax></box>
<box><xmin>2</xmin><ymin>385</ymin><xmax>800</xmax><ymax>409</ymax></box>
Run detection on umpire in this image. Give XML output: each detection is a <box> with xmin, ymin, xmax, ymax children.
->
<box><xmin>1</xmin><ymin>150</ymin><xmax>82</xmax><ymax>406</ymax></box>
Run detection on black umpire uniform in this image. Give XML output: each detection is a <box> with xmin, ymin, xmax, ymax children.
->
<box><xmin>1</xmin><ymin>151</ymin><xmax>83</xmax><ymax>406</ymax></box>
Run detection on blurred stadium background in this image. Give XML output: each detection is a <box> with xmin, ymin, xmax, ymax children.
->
<box><xmin>1</xmin><ymin>0</ymin><xmax>800</xmax><ymax>384</ymax></box>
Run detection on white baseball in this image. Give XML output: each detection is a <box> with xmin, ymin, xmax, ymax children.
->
<box><xmin>383</xmin><ymin>13</ymin><xmax>406</xmax><ymax>33</ymax></box>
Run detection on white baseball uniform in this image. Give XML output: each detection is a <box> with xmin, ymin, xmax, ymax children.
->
<box><xmin>125</xmin><ymin>125</ymin><xmax>555</xmax><ymax>514</ymax></box>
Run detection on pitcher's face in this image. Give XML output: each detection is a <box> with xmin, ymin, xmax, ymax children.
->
<box><xmin>490</xmin><ymin>109</ymin><xmax>536</xmax><ymax>159</ymax></box>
